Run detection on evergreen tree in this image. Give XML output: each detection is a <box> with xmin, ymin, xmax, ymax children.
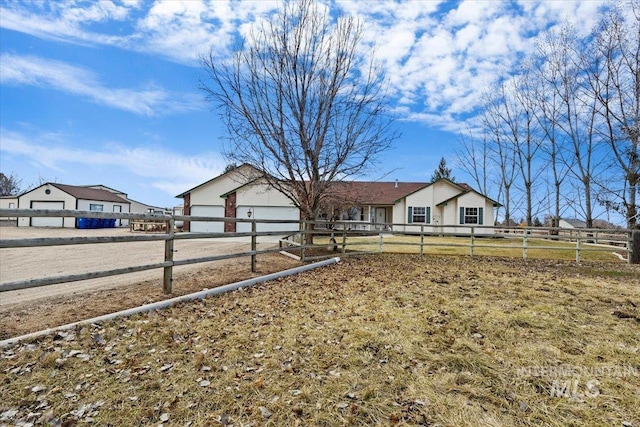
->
<box><xmin>224</xmin><ymin>163</ymin><xmax>238</xmax><ymax>173</ymax></box>
<box><xmin>430</xmin><ymin>157</ymin><xmax>455</xmax><ymax>182</ymax></box>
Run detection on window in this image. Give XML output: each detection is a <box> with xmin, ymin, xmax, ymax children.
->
<box><xmin>460</xmin><ymin>207</ymin><xmax>484</xmax><ymax>225</ymax></box>
<box><xmin>90</xmin><ymin>204</ymin><xmax>104</xmax><ymax>211</ymax></box>
<box><xmin>413</xmin><ymin>207</ymin><xmax>426</xmax><ymax>223</ymax></box>
<box><xmin>407</xmin><ymin>206</ymin><xmax>430</xmax><ymax>224</ymax></box>
<box><xmin>465</xmin><ymin>207</ymin><xmax>478</xmax><ymax>224</ymax></box>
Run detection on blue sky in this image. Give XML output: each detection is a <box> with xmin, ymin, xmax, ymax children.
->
<box><xmin>0</xmin><ymin>0</ymin><xmax>607</xmax><ymax>209</ymax></box>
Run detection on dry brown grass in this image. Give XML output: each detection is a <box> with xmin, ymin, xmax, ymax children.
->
<box><xmin>1</xmin><ymin>254</ymin><xmax>639</xmax><ymax>426</ymax></box>
<box><xmin>320</xmin><ymin>234</ymin><xmax>627</xmax><ymax>262</ymax></box>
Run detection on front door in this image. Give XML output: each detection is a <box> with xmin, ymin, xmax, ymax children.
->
<box><xmin>375</xmin><ymin>207</ymin><xmax>386</xmax><ymax>229</ymax></box>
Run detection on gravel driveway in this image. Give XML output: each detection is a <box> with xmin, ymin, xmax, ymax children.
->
<box><xmin>0</xmin><ymin>226</ymin><xmax>280</xmax><ymax>306</ymax></box>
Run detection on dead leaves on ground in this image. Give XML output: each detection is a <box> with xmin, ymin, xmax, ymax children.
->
<box><xmin>1</xmin><ymin>254</ymin><xmax>639</xmax><ymax>426</ymax></box>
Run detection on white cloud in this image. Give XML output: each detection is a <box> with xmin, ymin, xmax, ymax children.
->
<box><xmin>517</xmin><ymin>0</ymin><xmax>605</xmax><ymax>36</ymax></box>
<box><xmin>0</xmin><ymin>128</ymin><xmax>225</xmax><ymax>199</ymax></box>
<box><xmin>0</xmin><ymin>53</ymin><xmax>202</xmax><ymax>116</ymax></box>
<box><xmin>0</xmin><ymin>0</ymin><xmax>280</xmax><ymax>64</ymax></box>
<box><xmin>444</xmin><ymin>0</ymin><xmax>504</xmax><ymax>27</ymax></box>
<box><xmin>0</xmin><ymin>1</ymin><xmax>135</xmax><ymax>46</ymax></box>
<box><xmin>347</xmin><ymin>0</ymin><xmax>613</xmax><ymax>130</ymax></box>
<box><xmin>0</xmin><ymin>0</ymin><xmax>615</xmax><ymax>131</ymax></box>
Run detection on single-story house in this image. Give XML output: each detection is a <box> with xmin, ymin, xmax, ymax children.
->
<box><xmin>323</xmin><ymin>178</ymin><xmax>499</xmax><ymax>234</ymax></box>
<box><xmin>176</xmin><ymin>165</ymin><xmax>500</xmax><ymax>235</ymax></box>
<box><xmin>16</xmin><ymin>183</ymin><xmax>131</xmax><ymax>228</ymax></box>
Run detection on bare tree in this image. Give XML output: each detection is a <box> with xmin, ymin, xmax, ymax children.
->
<box><xmin>455</xmin><ymin>127</ymin><xmax>506</xmax><ymax>223</ymax></box>
<box><xmin>534</xmin><ymin>28</ymin><xmax>574</xmax><ymax>230</ymax></box>
<box><xmin>591</xmin><ymin>2</ymin><xmax>640</xmax><ymax>229</ymax></box>
<box><xmin>474</xmin><ymin>4</ymin><xmax>637</xmax><ymax>229</ymax></box>
<box><xmin>502</xmin><ymin>67</ymin><xmax>545</xmax><ymax>226</ymax></box>
<box><xmin>200</xmin><ymin>0</ymin><xmax>396</xmax><ymax>225</ymax></box>
<box><xmin>482</xmin><ymin>87</ymin><xmax>518</xmax><ymax>225</ymax></box>
<box><xmin>541</xmin><ymin>23</ymin><xmax>607</xmax><ymax>228</ymax></box>
<box><xmin>455</xmin><ymin>127</ymin><xmax>491</xmax><ymax>195</ymax></box>
<box><xmin>0</xmin><ymin>172</ymin><xmax>22</xmax><ymax>196</ymax></box>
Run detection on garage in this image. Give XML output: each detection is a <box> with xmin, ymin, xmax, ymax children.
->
<box><xmin>190</xmin><ymin>205</ymin><xmax>225</xmax><ymax>233</ymax></box>
<box><xmin>18</xmin><ymin>183</ymin><xmax>131</xmax><ymax>228</ymax></box>
<box><xmin>236</xmin><ymin>206</ymin><xmax>300</xmax><ymax>233</ymax></box>
<box><xmin>30</xmin><ymin>201</ymin><xmax>65</xmax><ymax>227</ymax></box>
<box><xmin>176</xmin><ymin>165</ymin><xmax>302</xmax><ymax>233</ymax></box>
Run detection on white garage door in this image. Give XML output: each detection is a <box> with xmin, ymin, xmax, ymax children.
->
<box><xmin>190</xmin><ymin>205</ymin><xmax>224</xmax><ymax>233</ymax></box>
<box><xmin>237</xmin><ymin>206</ymin><xmax>300</xmax><ymax>233</ymax></box>
<box><xmin>31</xmin><ymin>201</ymin><xmax>64</xmax><ymax>227</ymax></box>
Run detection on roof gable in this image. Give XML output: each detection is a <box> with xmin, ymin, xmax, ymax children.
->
<box><xmin>175</xmin><ymin>163</ymin><xmax>259</xmax><ymax>198</ymax></box>
<box><xmin>436</xmin><ymin>187</ymin><xmax>501</xmax><ymax>207</ymax></box>
<box><xmin>220</xmin><ymin>177</ymin><xmax>263</xmax><ymax>198</ymax></box>
<box><xmin>432</xmin><ymin>177</ymin><xmax>467</xmax><ymax>191</ymax></box>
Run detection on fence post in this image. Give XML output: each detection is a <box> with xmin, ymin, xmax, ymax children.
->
<box><xmin>470</xmin><ymin>226</ymin><xmax>475</xmax><ymax>256</ymax></box>
<box><xmin>330</xmin><ymin>229</ymin><xmax>337</xmax><ymax>252</ymax></box>
<box><xmin>522</xmin><ymin>231</ymin><xmax>528</xmax><ymax>260</ymax></box>
<box><xmin>378</xmin><ymin>233</ymin><xmax>383</xmax><ymax>253</ymax></box>
<box><xmin>576</xmin><ymin>230</ymin><xmax>582</xmax><ymax>263</ymax></box>
<box><xmin>251</xmin><ymin>220</ymin><xmax>257</xmax><ymax>272</ymax></box>
<box><xmin>163</xmin><ymin>217</ymin><xmax>174</xmax><ymax>294</ymax></box>
<box><xmin>631</xmin><ymin>230</ymin><xmax>640</xmax><ymax>264</ymax></box>
<box><xmin>420</xmin><ymin>225</ymin><xmax>424</xmax><ymax>258</ymax></box>
<box><xmin>301</xmin><ymin>221</ymin><xmax>306</xmax><ymax>262</ymax></box>
<box><xmin>342</xmin><ymin>229</ymin><xmax>347</xmax><ymax>254</ymax></box>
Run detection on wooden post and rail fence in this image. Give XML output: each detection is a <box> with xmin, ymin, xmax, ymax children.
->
<box><xmin>0</xmin><ymin>209</ymin><xmax>637</xmax><ymax>298</ymax></box>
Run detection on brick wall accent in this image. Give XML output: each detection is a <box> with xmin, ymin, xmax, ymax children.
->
<box><xmin>183</xmin><ymin>193</ymin><xmax>190</xmax><ymax>232</ymax></box>
<box><xmin>224</xmin><ymin>192</ymin><xmax>236</xmax><ymax>232</ymax></box>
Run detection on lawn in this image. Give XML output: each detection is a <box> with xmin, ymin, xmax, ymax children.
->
<box><xmin>1</xmin><ymin>254</ymin><xmax>638</xmax><ymax>426</ymax></box>
<box><xmin>313</xmin><ymin>234</ymin><xmax>628</xmax><ymax>262</ymax></box>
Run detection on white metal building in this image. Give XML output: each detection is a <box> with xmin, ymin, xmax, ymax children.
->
<box><xmin>17</xmin><ymin>183</ymin><xmax>131</xmax><ymax>228</ymax></box>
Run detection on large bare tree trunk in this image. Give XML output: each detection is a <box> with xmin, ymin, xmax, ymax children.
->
<box><xmin>480</xmin><ymin>90</ymin><xmax>515</xmax><ymax>225</ymax></box>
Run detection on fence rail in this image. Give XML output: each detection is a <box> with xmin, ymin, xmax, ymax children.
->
<box><xmin>288</xmin><ymin>221</ymin><xmax>635</xmax><ymax>264</ymax></box>
<box><xmin>0</xmin><ymin>209</ymin><xmax>637</xmax><ymax>296</ymax></box>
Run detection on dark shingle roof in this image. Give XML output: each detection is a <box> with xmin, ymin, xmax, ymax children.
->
<box><xmin>51</xmin><ymin>183</ymin><xmax>130</xmax><ymax>204</ymax></box>
<box><xmin>324</xmin><ymin>181</ymin><xmax>429</xmax><ymax>205</ymax></box>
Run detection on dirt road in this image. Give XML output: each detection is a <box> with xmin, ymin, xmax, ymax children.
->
<box><xmin>0</xmin><ymin>226</ymin><xmax>277</xmax><ymax>306</ymax></box>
